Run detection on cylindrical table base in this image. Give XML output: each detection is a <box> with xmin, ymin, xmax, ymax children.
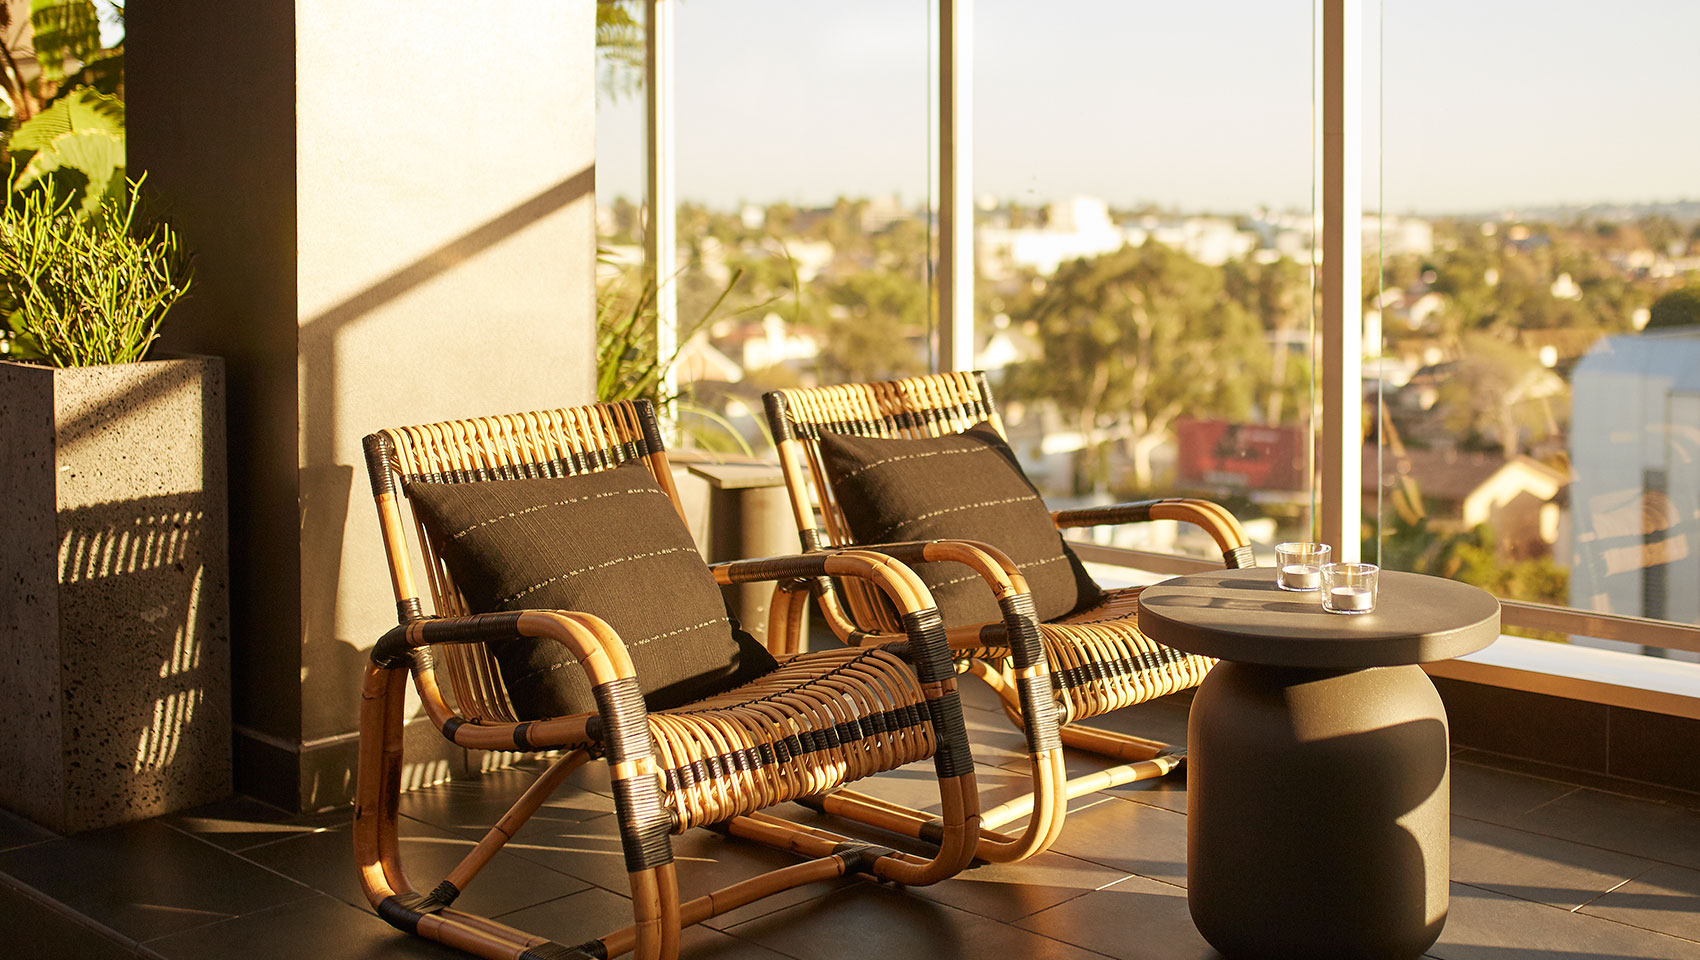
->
<box><xmin>1188</xmin><ymin>662</ymin><xmax>1451</xmax><ymax>960</ymax></box>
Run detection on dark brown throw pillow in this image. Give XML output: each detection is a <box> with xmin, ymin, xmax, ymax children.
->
<box><xmin>818</xmin><ymin>422</ymin><xmax>1101</xmax><ymax>624</ymax></box>
<box><xmin>404</xmin><ymin>460</ymin><xmax>776</xmax><ymax>720</ymax></box>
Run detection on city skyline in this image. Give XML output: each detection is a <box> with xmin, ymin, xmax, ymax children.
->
<box><xmin>597</xmin><ymin>0</ymin><xmax>1699</xmax><ymax>216</ymax></box>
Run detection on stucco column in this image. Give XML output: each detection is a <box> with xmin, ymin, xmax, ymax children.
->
<box><xmin>128</xmin><ymin>2</ymin><xmax>597</xmax><ymax>810</ymax></box>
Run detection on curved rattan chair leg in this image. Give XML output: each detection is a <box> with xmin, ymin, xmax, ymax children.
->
<box><xmin>356</xmin><ymin>663</ymin><xmax>580</xmax><ymax>959</ymax></box>
<box><xmin>357</xmin><ymin>651</ymin><xmax>682</xmax><ymax>960</ymax></box>
<box><xmin>354</xmin><ymin>662</ymin><xmax>410</xmax><ymax>913</ymax></box>
<box><xmin>1059</xmin><ymin>722</ymin><xmax>1168</xmax><ymax>760</ymax></box>
<box><xmin>957</xmin><ymin>657</ymin><xmax>1186</xmax><ymax>858</ymax></box>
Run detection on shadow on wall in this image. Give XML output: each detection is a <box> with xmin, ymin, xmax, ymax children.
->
<box><xmin>53</xmin><ymin>492</ymin><xmax>231</xmax><ymax>827</ymax></box>
<box><xmin>287</xmin><ymin>167</ymin><xmax>595</xmax><ymax>806</ymax></box>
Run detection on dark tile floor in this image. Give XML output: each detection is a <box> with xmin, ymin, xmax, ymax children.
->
<box><xmin>5</xmin><ymin>682</ymin><xmax>1700</xmax><ymax>960</ymax></box>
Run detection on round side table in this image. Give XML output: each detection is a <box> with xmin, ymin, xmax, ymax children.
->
<box><xmin>1137</xmin><ymin>568</ymin><xmax>1499</xmax><ymax>960</ymax></box>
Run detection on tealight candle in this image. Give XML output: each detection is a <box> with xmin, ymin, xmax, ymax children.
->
<box><xmin>1321</xmin><ymin>562</ymin><xmax>1379</xmax><ymax>615</ymax></box>
<box><xmin>1328</xmin><ymin>585</ymin><xmax>1373</xmax><ymax>611</ymax></box>
<box><xmin>1275</xmin><ymin>543</ymin><xmax>1331</xmax><ymax>591</ymax></box>
<box><xmin>1281</xmin><ymin>564</ymin><xmax>1321</xmax><ymax>590</ymax></box>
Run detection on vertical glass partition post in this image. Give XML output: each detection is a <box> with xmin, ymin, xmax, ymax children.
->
<box><xmin>975</xmin><ymin>1</ymin><xmax>1316</xmax><ymax>564</ymax></box>
<box><xmin>1374</xmin><ymin>1</ymin><xmax>1700</xmax><ymax>660</ymax></box>
<box><xmin>596</xmin><ymin>1</ymin><xmax>652</xmax><ymax>400</ymax></box>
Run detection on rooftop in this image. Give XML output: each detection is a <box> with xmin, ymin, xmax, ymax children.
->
<box><xmin>6</xmin><ymin>680</ymin><xmax>1699</xmax><ymax>960</ymax></box>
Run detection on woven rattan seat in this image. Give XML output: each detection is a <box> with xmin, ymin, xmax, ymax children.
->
<box><xmin>1039</xmin><ymin>586</ymin><xmax>1215</xmax><ymax>723</ymax></box>
<box><xmin>762</xmin><ymin>372</ymin><xmax>1255</xmax><ymax>862</ymax></box>
<box><xmin>354</xmin><ymin>399</ymin><xmax>1004</xmax><ymax>960</ymax></box>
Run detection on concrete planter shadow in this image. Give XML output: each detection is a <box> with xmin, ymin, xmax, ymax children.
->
<box><xmin>0</xmin><ymin>355</ymin><xmax>231</xmax><ymax>833</ymax></box>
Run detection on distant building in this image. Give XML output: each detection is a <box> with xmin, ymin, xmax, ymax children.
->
<box><xmin>976</xmin><ymin>315</ymin><xmax>1039</xmax><ymax>371</ymax></box>
<box><xmin>979</xmin><ymin>196</ymin><xmax>1263</xmax><ymax>277</ymax></box>
<box><xmin>1363</xmin><ymin>215</ymin><xmax>1435</xmax><ymax>257</ymax></box>
<box><xmin>1364</xmin><ymin>445</ymin><xmax>1566</xmax><ymax>560</ymax></box>
<box><xmin>1569</xmin><ymin>329</ymin><xmax>1700</xmax><ymax>638</ymax></box>
<box><xmin>710</xmin><ymin>313</ymin><xmax>819</xmax><ymax>373</ymax></box>
<box><xmin>978</xmin><ymin>196</ymin><xmax>1126</xmax><ymax>278</ymax></box>
<box><xmin>783</xmin><ymin>239</ymin><xmax>837</xmax><ymax>283</ymax></box>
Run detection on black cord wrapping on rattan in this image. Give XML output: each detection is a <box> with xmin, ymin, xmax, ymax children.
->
<box><xmin>377</xmin><ymin>884</ymin><xmax>461</xmax><ymax>934</ymax></box>
<box><xmin>376</xmin><ymin>893</ymin><xmax>429</xmax><ymax>934</ymax></box>
<box><xmin>899</xmin><ymin>608</ymin><xmax>975</xmax><ymax>780</ymax></box>
<box><xmin>832</xmin><ymin>841</ymin><xmax>898</xmax><ymax>876</ymax></box>
<box><xmin>369</xmin><ymin>623</ymin><xmax>415</xmax><ymax>669</ymax></box>
<box><xmin>1225</xmin><ymin>544</ymin><xmax>1256</xmax><ymax>569</ymax></box>
<box><xmin>593</xmin><ymin>677</ymin><xmax>675</xmax><ymax>872</ymax></box>
<box><xmin>634</xmin><ymin>398</ymin><xmax>666</xmax><ymax>458</ymax></box>
<box><xmin>1001</xmin><ymin>592</ymin><xmax>1062</xmax><ymax>754</ymax></box>
<box><xmin>520</xmin><ymin>940</ymin><xmax>608</xmax><ymax>960</ymax></box>
<box><xmin>762</xmin><ymin>392</ymin><xmax>795</xmax><ymax>443</ymax></box>
<box><xmin>363</xmin><ymin>432</ymin><xmax>398</xmax><ymax>498</ymax></box>
<box><xmin>1054</xmin><ymin>500</ymin><xmax>1160</xmax><ymax>528</ymax></box>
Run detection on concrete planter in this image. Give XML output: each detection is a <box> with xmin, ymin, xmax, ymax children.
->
<box><xmin>0</xmin><ymin>355</ymin><xmax>231</xmax><ymax>833</ymax></box>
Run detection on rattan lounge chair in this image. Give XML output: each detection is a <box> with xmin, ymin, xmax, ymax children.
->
<box><xmin>762</xmin><ymin>372</ymin><xmax>1256</xmax><ymax>862</ymax></box>
<box><xmin>354</xmin><ymin>399</ymin><xmax>1010</xmax><ymax>960</ymax></box>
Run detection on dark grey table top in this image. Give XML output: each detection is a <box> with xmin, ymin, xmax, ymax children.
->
<box><xmin>1136</xmin><ymin>567</ymin><xmax>1500</xmax><ymax>668</ymax></box>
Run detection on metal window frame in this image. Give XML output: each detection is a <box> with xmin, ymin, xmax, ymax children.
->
<box><xmin>645</xmin><ymin>0</ymin><xmax>677</xmax><ymax>417</ymax></box>
<box><xmin>937</xmin><ymin>0</ymin><xmax>975</xmax><ymax>373</ymax></box>
<box><xmin>636</xmin><ymin>0</ymin><xmax>1700</xmax><ymax>708</ymax></box>
<box><xmin>1318</xmin><ymin>0</ymin><xmax>1362</xmax><ymax>561</ymax></box>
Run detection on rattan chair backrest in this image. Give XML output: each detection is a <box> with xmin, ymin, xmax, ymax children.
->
<box><xmin>362</xmin><ymin>399</ymin><xmax>680</xmax><ymax>722</ymax></box>
<box><xmin>764</xmin><ymin>372</ymin><xmax>1005</xmax><ymax>631</ymax></box>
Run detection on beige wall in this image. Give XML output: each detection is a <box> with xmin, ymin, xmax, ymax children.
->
<box><xmin>131</xmin><ymin>1</ymin><xmax>597</xmax><ymax>809</ymax></box>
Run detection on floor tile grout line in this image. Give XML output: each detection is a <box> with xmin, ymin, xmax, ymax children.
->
<box><xmin>1569</xmin><ymin>901</ymin><xmax>1700</xmax><ymax>948</ymax></box>
<box><xmin>158</xmin><ymin>810</ymin><xmax>344</xmax><ymax>857</ymax></box>
<box><xmin>1512</xmin><ymin>784</ymin><xmax>1582</xmax><ymax>820</ymax></box>
<box><xmin>1452</xmin><ymin>808</ymin><xmax>1700</xmax><ymax>874</ymax></box>
<box><xmin>728</xmin><ymin>880</ymin><xmax>1126</xmax><ymax>960</ymax></box>
<box><xmin>1</xmin><ymin>868</ymin><xmax>153</xmax><ymax>955</ymax></box>
<box><xmin>1569</xmin><ymin>873</ymin><xmax>1640</xmax><ymax>914</ymax></box>
<box><xmin>0</xmin><ymin>835</ymin><xmax>58</xmax><ymax>856</ymax></box>
<box><xmin>1459</xmin><ymin>753</ymin><xmax>1700</xmax><ymax>811</ymax></box>
<box><xmin>1452</xmin><ymin>878</ymin><xmax>1700</xmax><ymax>947</ymax></box>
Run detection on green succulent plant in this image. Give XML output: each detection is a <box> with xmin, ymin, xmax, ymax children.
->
<box><xmin>0</xmin><ymin>171</ymin><xmax>191</xmax><ymax>366</ymax></box>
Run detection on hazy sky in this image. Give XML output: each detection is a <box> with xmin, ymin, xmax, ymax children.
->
<box><xmin>597</xmin><ymin>0</ymin><xmax>1700</xmax><ymax>215</ymax></box>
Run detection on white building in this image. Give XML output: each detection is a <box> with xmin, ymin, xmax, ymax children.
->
<box><xmin>1363</xmin><ymin>215</ymin><xmax>1435</xmax><ymax>257</ymax></box>
<box><xmin>1569</xmin><ymin>328</ymin><xmax>1700</xmax><ymax>661</ymax></box>
<box><xmin>978</xmin><ymin>196</ymin><xmax>1127</xmax><ymax>278</ymax></box>
<box><xmin>728</xmin><ymin>312</ymin><xmax>820</xmax><ymax>372</ymax></box>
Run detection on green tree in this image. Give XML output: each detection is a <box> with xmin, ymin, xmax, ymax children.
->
<box><xmin>1008</xmin><ymin>241</ymin><xmax>1266</xmax><ymax>493</ymax></box>
<box><xmin>1225</xmin><ymin>255</ymin><xmax>1308</xmax><ymax>424</ymax></box>
<box><xmin>813</xmin><ymin>269</ymin><xmax>928</xmax><ymax>382</ymax></box>
<box><xmin>1434</xmin><ymin>333</ymin><xmax>1564</xmax><ymax>457</ymax></box>
<box><xmin>1647</xmin><ymin>286</ymin><xmax>1700</xmax><ymax>330</ymax></box>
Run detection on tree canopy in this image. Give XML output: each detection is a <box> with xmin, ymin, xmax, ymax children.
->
<box><xmin>1647</xmin><ymin>286</ymin><xmax>1700</xmax><ymax>330</ymax></box>
<box><xmin>1006</xmin><ymin>241</ymin><xmax>1269</xmax><ymax>492</ymax></box>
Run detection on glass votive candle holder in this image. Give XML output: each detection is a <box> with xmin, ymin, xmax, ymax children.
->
<box><xmin>1322</xmin><ymin>562</ymin><xmax>1379</xmax><ymax>614</ymax></box>
<box><xmin>1275</xmin><ymin>542</ymin><xmax>1330</xmax><ymax>591</ymax></box>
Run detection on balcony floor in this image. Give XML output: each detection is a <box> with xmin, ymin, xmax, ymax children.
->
<box><xmin>5</xmin><ymin>681</ymin><xmax>1700</xmax><ymax>960</ymax></box>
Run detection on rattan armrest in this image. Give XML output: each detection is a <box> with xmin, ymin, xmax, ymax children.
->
<box><xmin>716</xmin><ymin>543</ymin><xmax>1053</xmax><ymax>742</ymax></box>
<box><xmin>1051</xmin><ymin>498</ymin><xmax>1255</xmax><ymax>569</ymax></box>
<box><xmin>370</xmin><ymin>609</ymin><xmax>640</xmax><ymax>685</ymax></box>
<box><xmin>368</xmin><ymin>610</ymin><xmax>662</xmax><ymax>833</ymax></box>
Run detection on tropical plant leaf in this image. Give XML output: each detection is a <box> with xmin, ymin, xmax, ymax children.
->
<box><xmin>48</xmin><ymin>47</ymin><xmax>123</xmax><ymax>102</ymax></box>
<box><xmin>10</xmin><ymin>85</ymin><xmax>123</xmax><ymax>153</ymax></box>
<box><xmin>30</xmin><ymin>0</ymin><xmax>101</xmax><ymax>84</ymax></box>
<box><xmin>14</xmin><ymin>127</ymin><xmax>124</xmax><ymax>216</ymax></box>
<box><xmin>10</xmin><ymin>86</ymin><xmax>125</xmax><ymax>217</ymax></box>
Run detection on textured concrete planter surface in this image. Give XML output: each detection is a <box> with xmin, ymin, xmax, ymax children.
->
<box><xmin>0</xmin><ymin>355</ymin><xmax>231</xmax><ymax>833</ymax></box>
